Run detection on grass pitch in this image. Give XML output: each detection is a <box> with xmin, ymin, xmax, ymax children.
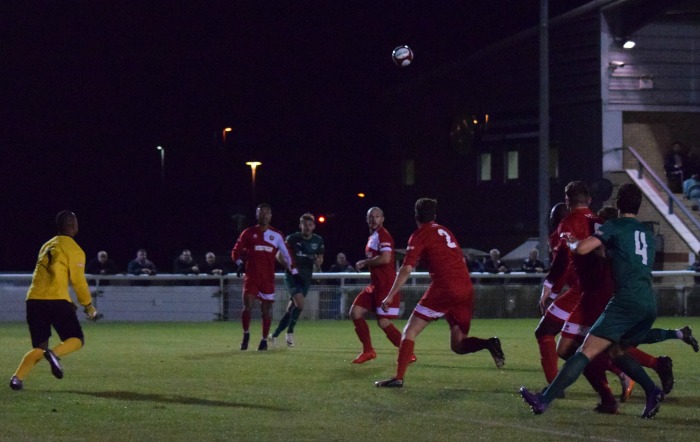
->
<box><xmin>1</xmin><ymin>318</ymin><xmax>700</xmax><ymax>441</ymax></box>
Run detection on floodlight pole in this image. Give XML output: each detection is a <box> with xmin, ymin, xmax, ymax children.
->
<box><xmin>538</xmin><ymin>0</ymin><xmax>551</xmax><ymax>262</ymax></box>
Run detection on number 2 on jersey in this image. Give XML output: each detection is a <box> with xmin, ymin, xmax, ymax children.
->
<box><xmin>438</xmin><ymin>229</ymin><xmax>458</xmax><ymax>249</ymax></box>
<box><xmin>634</xmin><ymin>230</ymin><xmax>648</xmax><ymax>265</ymax></box>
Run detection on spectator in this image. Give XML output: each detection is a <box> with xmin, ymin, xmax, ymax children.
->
<box><xmin>329</xmin><ymin>252</ymin><xmax>355</xmax><ymax>272</ymax></box>
<box><xmin>326</xmin><ymin>252</ymin><xmax>356</xmax><ymax>288</ymax></box>
<box><xmin>484</xmin><ymin>248</ymin><xmax>510</xmax><ymax>274</ymax></box>
<box><xmin>466</xmin><ymin>252</ymin><xmax>484</xmax><ymax>273</ymax></box>
<box><xmin>521</xmin><ymin>249</ymin><xmax>546</xmax><ymax>273</ymax></box>
<box><xmin>127</xmin><ymin>249</ymin><xmax>157</xmax><ymax>276</ymax></box>
<box><xmin>690</xmin><ymin>250</ymin><xmax>700</xmax><ymax>284</ymax></box>
<box><xmin>664</xmin><ymin>141</ymin><xmax>689</xmax><ymax>193</ymax></box>
<box><xmin>691</xmin><ymin>251</ymin><xmax>700</xmax><ymax>272</ymax></box>
<box><xmin>85</xmin><ymin>250</ymin><xmax>118</xmax><ymax>275</ymax></box>
<box><xmin>200</xmin><ymin>252</ymin><xmax>225</xmax><ymax>275</ymax></box>
<box><xmin>173</xmin><ymin>249</ymin><xmax>200</xmax><ymax>274</ymax></box>
<box><xmin>683</xmin><ymin>173</ymin><xmax>700</xmax><ymax>209</ymax></box>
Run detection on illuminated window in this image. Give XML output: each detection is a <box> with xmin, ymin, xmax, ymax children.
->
<box><xmin>549</xmin><ymin>146</ymin><xmax>559</xmax><ymax>178</ymax></box>
<box><xmin>479</xmin><ymin>153</ymin><xmax>492</xmax><ymax>181</ymax></box>
<box><xmin>402</xmin><ymin>159</ymin><xmax>415</xmax><ymax>186</ymax></box>
<box><xmin>506</xmin><ymin>151</ymin><xmax>519</xmax><ymax>180</ymax></box>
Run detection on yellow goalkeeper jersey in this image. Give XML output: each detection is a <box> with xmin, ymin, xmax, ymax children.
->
<box><xmin>26</xmin><ymin>234</ymin><xmax>93</xmax><ymax>307</ymax></box>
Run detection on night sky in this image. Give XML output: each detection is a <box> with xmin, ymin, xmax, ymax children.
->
<box><xmin>3</xmin><ymin>1</ymin><xmax>590</xmax><ymax>272</ymax></box>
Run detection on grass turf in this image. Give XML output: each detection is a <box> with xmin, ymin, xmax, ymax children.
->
<box><xmin>1</xmin><ymin>317</ymin><xmax>700</xmax><ymax>441</ymax></box>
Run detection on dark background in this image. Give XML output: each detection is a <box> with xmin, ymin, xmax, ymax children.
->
<box><xmin>2</xmin><ymin>1</ymin><xmax>590</xmax><ymax>272</ymax></box>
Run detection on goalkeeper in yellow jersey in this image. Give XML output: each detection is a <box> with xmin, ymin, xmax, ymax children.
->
<box><xmin>10</xmin><ymin>210</ymin><xmax>99</xmax><ymax>390</ymax></box>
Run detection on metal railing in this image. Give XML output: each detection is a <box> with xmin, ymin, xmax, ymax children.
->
<box><xmin>627</xmin><ymin>146</ymin><xmax>700</xmax><ymax>232</ymax></box>
<box><xmin>1</xmin><ymin>271</ymin><xmax>698</xmax><ymax>320</ymax></box>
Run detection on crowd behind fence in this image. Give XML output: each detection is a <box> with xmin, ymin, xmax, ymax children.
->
<box><xmin>0</xmin><ymin>272</ymin><xmax>698</xmax><ymax>322</ymax></box>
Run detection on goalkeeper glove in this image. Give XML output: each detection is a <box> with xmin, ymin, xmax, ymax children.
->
<box><xmin>236</xmin><ymin>262</ymin><xmax>245</xmax><ymax>277</ymax></box>
<box><xmin>84</xmin><ymin>304</ymin><xmax>97</xmax><ymax>319</ymax></box>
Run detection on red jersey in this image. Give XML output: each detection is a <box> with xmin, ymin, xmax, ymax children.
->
<box><xmin>231</xmin><ymin>225</ymin><xmax>294</xmax><ymax>287</ymax></box>
<box><xmin>547</xmin><ymin>250</ymin><xmax>577</xmax><ymax>296</ymax></box>
<box><xmin>557</xmin><ymin>207</ymin><xmax>611</xmax><ymax>297</ymax></box>
<box><xmin>545</xmin><ymin>230</ymin><xmax>570</xmax><ymax>295</ymax></box>
<box><xmin>365</xmin><ymin>226</ymin><xmax>396</xmax><ymax>292</ymax></box>
<box><xmin>403</xmin><ymin>222</ymin><xmax>471</xmax><ymax>292</ymax></box>
<box><xmin>543</xmin><ymin>225</ymin><xmax>581</xmax><ymax>321</ymax></box>
<box><xmin>564</xmin><ymin>258</ymin><xmax>615</xmax><ymax>332</ymax></box>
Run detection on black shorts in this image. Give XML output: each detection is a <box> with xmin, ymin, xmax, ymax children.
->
<box><xmin>26</xmin><ymin>299</ymin><xmax>84</xmax><ymax>348</ymax></box>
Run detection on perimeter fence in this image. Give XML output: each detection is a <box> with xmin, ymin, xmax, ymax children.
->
<box><xmin>0</xmin><ymin>271</ymin><xmax>697</xmax><ymax>322</ymax></box>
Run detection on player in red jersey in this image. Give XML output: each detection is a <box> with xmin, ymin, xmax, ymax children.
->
<box><xmin>374</xmin><ymin>198</ymin><xmax>504</xmax><ymax>387</ymax></box>
<box><xmin>547</xmin><ymin>183</ymin><xmax>666</xmax><ymax>412</ymax></box>
<box><xmin>232</xmin><ymin>203</ymin><xmax>300</xmax><ymax>351</ymax></box>
<box><xmin>538</xmin><ymin>197</ymin><xmax>636</xmax><ymax>403</ymax></box>
<box><xmin>561</xmin><ymin>205</ymin><xmax>697</xmax><ymax>403</ymax></box>
<box><xmin>534</xmin><ymin>202</ymin><xmax>578</xmax><ymax>385</ymax></box>
<box><xmin>349</xmin><ymin>207</ymin><xmax>407</xmax><ymax>364</ymax></box>
<box><xmin>544</xmin><ymin>182</ymin><xmax>625</xmax><ymax>410</ymax></box>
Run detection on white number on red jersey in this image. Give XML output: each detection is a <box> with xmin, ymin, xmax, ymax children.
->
<box><xmin>438</xmin><ymin>229</ymin><xmax>458</xmax><ymax>249</ymax></box>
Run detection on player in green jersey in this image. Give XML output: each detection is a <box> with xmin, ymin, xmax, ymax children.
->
<box><xmin>270</xmin><ymin>213</ymin><xmax>324</xmax><ymax>347</ymax></box>
<box><xmin>520</xmin><ymin>183</ymin><xmax>666</xmax><ymax>419</ymax></box>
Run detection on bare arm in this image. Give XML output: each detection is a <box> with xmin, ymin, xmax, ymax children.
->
<box><xmin>381</xmin><ymin>264</ymin><xmax>413</xmax><ymax>312</ymax></box>
<box><xmin>356</xmin><ymin>250</ymin><xmax>391</xmax><ymax>271</ymax></box>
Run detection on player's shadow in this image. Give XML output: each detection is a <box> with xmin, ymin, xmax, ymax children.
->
<box><xmin>60</xmin><ymin>390</ymin><xmax>290</xmax><ymax>410</ymax></box>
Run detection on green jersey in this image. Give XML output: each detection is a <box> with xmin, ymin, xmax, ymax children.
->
<box><xmin>285</xmin><ymin>232</ymin><xmax>325</xmax><ymax>281</ymax></box>
<box><xmin>593</xmin><ymin>217</ymin><xmax>655</xmax><ymax>308</ymax></box>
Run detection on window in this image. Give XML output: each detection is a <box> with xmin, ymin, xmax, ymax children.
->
<box><xmin>549</xmin><ymin>146</ymin><xmax>559</xmax><ymax>178</ymax></box>
<box><xmin>402</xmin><ymin>159</ymin><xmax>415</xmax><ymax>186</ymax></box>
<box><xmin>479</xmin><ymin>153</ymin><xmax>492</xmax><ymax>181</ymax></box>
<box><xmin>506</xmin><ymin>151</ymin><xmax>519</xmax><ymax>180</ymax></box>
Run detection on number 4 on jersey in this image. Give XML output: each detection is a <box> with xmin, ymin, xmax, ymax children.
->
<box><xmin>635</xmin><ymin>230</ymin><xmax>648</xmax><ymax>265</ymax></box>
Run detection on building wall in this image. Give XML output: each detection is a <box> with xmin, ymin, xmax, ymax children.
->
<box><xmin>599</xmin><ymin>10</ymin><xmax>700</xmax><ymax>269</ymax></box>
<box><xmin>605</xmin><ymin>19</ymin><xmax>700</xmax><ymax>109</ymax></box>
<box><xmin>385</xmin><ymin>6</ymin><xmax>700</xmax><ymax>258</ymax></box>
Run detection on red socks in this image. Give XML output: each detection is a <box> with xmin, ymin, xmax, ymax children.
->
<box><xmin>537</xmin><ymin>335</ymin><xmax>559</xmax><ymax>384</ymax></box>
<box><xmin>353</xmin><ymin>318</ymin><xmax>373</xmax><ymax>352</ymax></box>
<box><xmin>583</xmin><ymin>353</ymin><xmax>616</xmax><ymax>404</ymax></box>
<box><xmin>241</xmin><ymin>310</ymin><xmax>251</xmax><ymax>332</ymax></box>
<box><xmin>627</xmin><ymin>346</ymin><xmax>658</xmax><ymax>370</ymax></box>
<box><xmin>383</xmin><ymin>323</ymin><xmax>403</xmax><ymax>347</ymax></box>
<box><xmin>396</xmin><ymin>339</ymin><xmax>415</xmax><ymax>380</ymax></box>
<box><xmin>262</xmin><ymin>317</ymin><xmax>272</xmax><ymax>338</ymax></box>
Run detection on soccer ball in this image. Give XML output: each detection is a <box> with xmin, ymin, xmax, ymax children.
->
<box><xmin>392</xmin><ymin>45</ymin><xmax>413</xmax><ymax>67</ymax></box>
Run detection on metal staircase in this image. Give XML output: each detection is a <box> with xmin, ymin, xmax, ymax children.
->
<box><xmin>622</xmin><ymin>146</ymin><xmax>700</xmax><ymax>256</ymax></box>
